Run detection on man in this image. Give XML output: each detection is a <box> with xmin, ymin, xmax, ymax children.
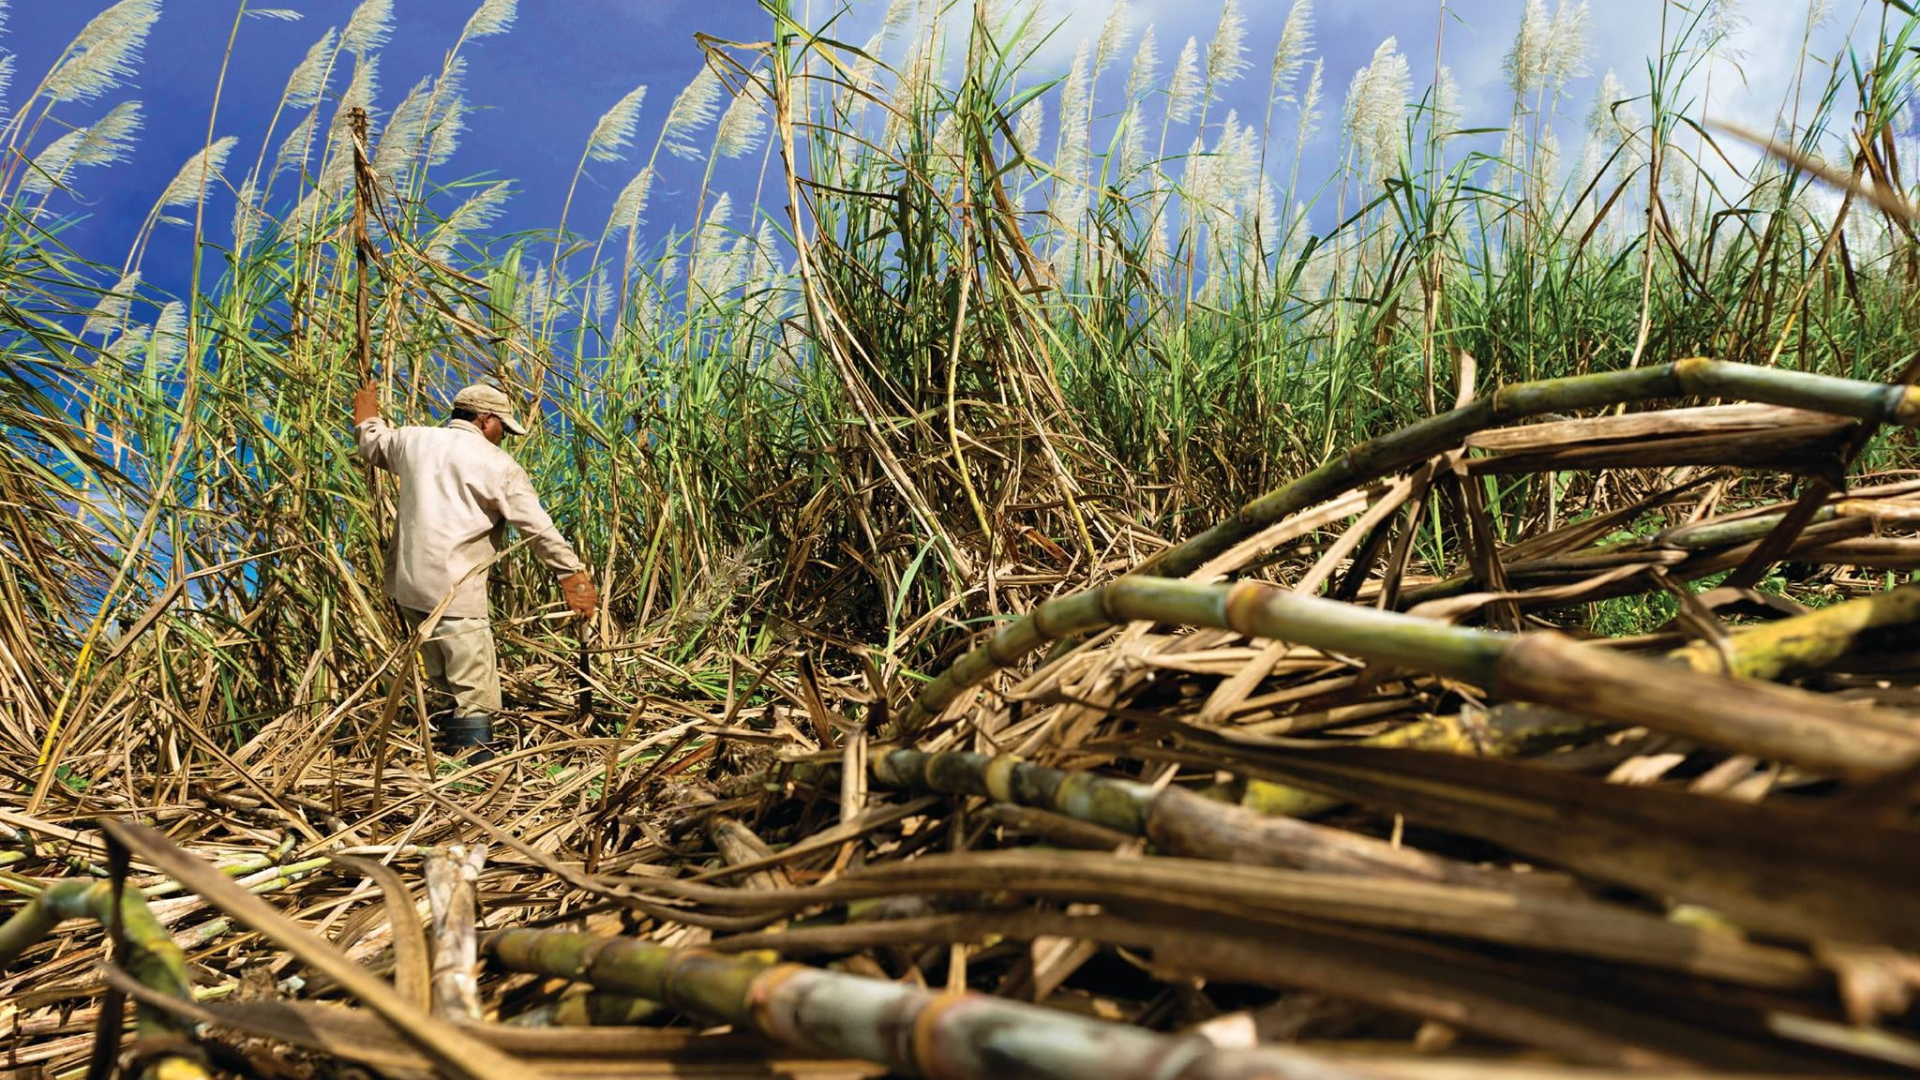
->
<box><xmin>352</xmin><ymin>380</ymin><xmax>598</xmax><ymax>762</ymax></box>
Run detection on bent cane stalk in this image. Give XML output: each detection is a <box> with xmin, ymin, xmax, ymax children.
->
<box><xmin>871</xmin><ymin>748</ymin><xmax>1533</xmax><ymax>890</ymax></box>
<box><xmin>0</xmin><ymin>879</ymin><xmax>210</xmax><ymax>1080</ymax></box>
<box><xmin>1139</xmin><ymin>359</ymin><xmax>1920</xmax><ymax>580</ymax></box>
<box><xmin>893</xmin><ymin>577</ymin><xmax>1920</xmax><ymax>780</ymax></box>
<box><xmin>1243</xmin><ymin>581</ymin><xmax>1920</xmax><ymax>817</ymax></box>
<box><xmin>486</xmin><ymin>928</ymin><xmax>1373</xmax><ymax>1080</ymax></box>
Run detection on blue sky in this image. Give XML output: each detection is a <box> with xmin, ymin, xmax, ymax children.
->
<box><xmin>6</xmin><ymin>0</ymin><xmax>1888</xmax><ymax>305</ymax></box>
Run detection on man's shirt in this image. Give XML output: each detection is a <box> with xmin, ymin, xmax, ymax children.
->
<box><xmin>355</xmin><ymin>417</ymin><xmax>586</xmax><ymax>618</ymax></box>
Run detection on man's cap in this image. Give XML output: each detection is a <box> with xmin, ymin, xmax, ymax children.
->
<box><xmin>451</xmin><ymin>383</ymin><xmax>528</xmax><ymax>436</ymax></box>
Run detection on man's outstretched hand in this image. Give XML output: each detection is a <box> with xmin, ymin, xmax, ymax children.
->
<box><xmin>560</xmin><ymin>571</ymin><xmax>599</xmax><ymax>619</ymax></box>
<box><xmin>351</xmin><ymin>380</ymin><xmax>379</xmax><ymax>425</ymax></box>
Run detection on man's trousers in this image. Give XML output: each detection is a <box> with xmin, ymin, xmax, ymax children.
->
<box><xmin>400</xmin><ymin>608</ymin><xmax>501</xmax><ymax>718</ymax></box>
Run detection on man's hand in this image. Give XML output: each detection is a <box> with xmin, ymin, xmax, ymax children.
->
<box><xmin>559</xmin><ymin>571</ymin><xmax>599</xmax><ymax>619</ymax></box>
<box><xmin>351</xmin><ymin>380</ymin><xmax>380</xmax><ymax>425</ymax></box>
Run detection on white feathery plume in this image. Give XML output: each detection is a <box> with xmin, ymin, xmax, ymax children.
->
<box><xmin>1017</xmin><ymin>97</ymin><xmax>1045</xmax><ymax>205</ymax></box>
<box><xmin>1808</xmin><ymin>0</ymin><xmax>1834</xmax><ymax>28</ymax></box>
<box><xmin>931</xmin><ymin>112</ymin><xmax>964</xmax><ymax>186</ymax></box>
<box><xmin>1015</xmin><ymin>96</ymin><xmax>1043</xmax><ymax>153</ymax></box>
<box><xmin>1544</xmin><ymin>1</ymin><xmax>1590</xmax><ymax>93</ymax></box>
<box><xmin>1432</xmin><ymin>64</ymin><xmax>1459</xmax><ymax>131</ymax></box>
<box><xmin>1126</xmin><ymin>23</ymin><xmax>1158</xmax><ymax>103</ymax></box>
<box><xmin>846</xmin><ymin>30</ymin><xmax>884</xmax><ymax>121</ymax></box>
<box><xmin>585</xmin><ymin>269</ymin><xmax>613</xmax><ymax>325</ymax></box>
<box><xmin>426</xmin><ymin>90</ymin><xmax>466</xmax><ymax>166</ymax></box>
<box><xmin>635</xmin><ymin>254</ymin><xmax>669</xmax><ymax>334</ymax></box>
<box><xmin>84</xmin><ymin>272</ymin><xmax>139</xmax><ymax>337</ymax></box>
<box><xmin>152</xmin><ymin>301</ymin><xmax>186</xmax><ymax>365</ymax></box>
<box><xmin>607</xmin><ymin>165</ymin><xmax>654</xmax><ymax>237</ymax></box>
<box><xmin>1167</xmin><ymin>36</ymin><xmax>1202</xmax><ymax>124</ymax></box>
<box><xmin>275</xmin><ymin>111</ymin><xmax>317</xmax><ymax>176</ymax></box>
<box><xmin>1709</xmin><ymin>0</ymin><xmax>1746</xmax><ymax>44</ymax></box>
<box><xmin>341</xmin><ymin>0</ymin><xmax>393</xmax><ymax>56</ymax></box>
<box><xmin>1531</xmin><ymin>122</ymin><xmax>1561</xmax><ymax>206</ymax></box>
<box><xmin>880</xmin><ymin>0</ymin><xmax>916</xmax><ymax>41</ymax></box>
<box><xmin>519</xmin><ymin>263</ymin><xmax>549</xmax><ymax>326</ymax></box>
<box><xmin>1495</xmin><ymin>114</ymin><xmax>1525</xmax><ymax>193</ymax></box>
<box><xmin>743</xmin><ymin>219</ymin><xmax>780</xmax><ymax>294</ymax></box>
<box><xmin>1120</xmin><ymin>106</ymin><xmax>1148</xmax><ymax>177</ymax></box>
<box><xmin>655</xmin><ymin>239</ymin><xmax>681</xmax><ymax>293</ymax></box>
<box><xmin>662</xmin><ymin>66</ymin><xmax>724</xmax><ymax>160</ymax></box>
<box><xmin>44</xmin><ymin>0</ymin><xmax>160</xmax><ymax>105</ymax></box>
<box><xmin>1295</xmin><ymin>57</ymin><xmax>1323</xmax><ymax>143</ymax></box>
<box><xmin>1343</xmin><ymin>37</ymin><xmax>1410</xmax><ymax>175</ymax></box>
<box><xmin>713</xmin><ymin>85</ymin><xmax>766</xmax><ymax>160</ymax></box>
<box><xmin>1504</xmin><ymin>0</ymin><xmax>1549</xmax><ymax>97</ymax></box>
<box><xmin>884</xmin><ymin>41</ymin><xmax>935</xmax><ymax>153</ymax></box>
<box><xmin>1052</xmin><ymin>41</ymin><xmax>1095</xmax><ymax>274</ymax></box>
<box><xmin>1225</xmin><ymin>113</ymin><xmax>1260</xmax><ymax>206</ymax></box>
<box><xmin>1205</xmin><ymin>0</ymin><xmax>1249</xmax><ymax>97</ymax></box>
<box><xmin>293</xmin><ymin>141</ymin><xmax>354</xmax><ymax>226</ymax></box>
<box><xmin>1586</xmin><ymin>68</ymin><xmax>1639</xmax><ymax>149</ymax></box>
<box><xmin>374</xmin><ymin>76</ymin><xmax>431</xmax><ymax>178</ymax></box>
<box><xmin>231</xmin><ymin>177</ymin><xmax>263</xmax><ymax>252</ymax></box>
<box><xmin>693</xmin><ymin>195</ymin><xmax>732</xmax><ymax>265</ymax></box>
<box><xmin>289</xmin><ymin>182</ymin><xmax>332</xmax><ymax>229</ymax></box>
<box><xmin>1049</xmin><ymin>182</ymin><xmax>1089</xmax><ymax>280</ymax></box>
<box><xmin>247</xmin><ymin>9</ymin><xmax>302</xmax><ymax>21</ymax></box>
<box><xmin>0</xmin><ymin>55</ymin><xmax>15</xmax><ymax>122</ymax></box>
<box><xmin>1147</xmin><ymin>185</ymin><xmax>1170</xmax><ymax>266</ymax></box>
<box><xmin>1250</xmin><ymin>178</ymin><xmax>1278</xmax><ymax>253</ymax></box>
<box><xmin>1094</xmin><ymin>0</ymin><xmax>1132</xmax><ymax>76</ymax></box>
<box><xmin>1057</xmin><ymin>40</ymin><xmax>1092</xmax><ymax>164</ymax></box>
<box><xmin>330</xmin><ymin>54</ymin><xmax>380</xmax><ymax>134</ymax></box>
<box><xmin>157</xmin><ymin>136</ymin><xmax>238</xmax><ymax>221</ymax></box>
<box><xmin>1181</xmin><ymin>133</ymin><xmax>1214</xmax><ymax>216</ymax></box>
<box><xmin>0</xmin><ymin>0</ymin><xmax>9</xmax><ymax>37</ymax></box>
<box><xmin>68</xmin><ymin>99</ymin><xmax>144</xmax><ymax>167</ymax></box>
<box><xmin>284</xmin><ymin>28</ymin><xmax>336</xmax><ymax>109</ymax></box>
<box><xmin>429</xmin><ymin>180</ymin><xmax>510</xmax><ymax>259</ymax></box>
<box><xmin>585</xmin><ymin>84</ymin><xmax>648</xmax><ymax>162</ymax></box>
<box><xmin>692</xmin><ymin>193</ymin><xmax>736</xmax><ymax>298</ymax></box>
<box><xmin>1272</xmin><ymin>0</ymin><xmax>1313</xmax><ymax>104</ymax></box>
<box><xmin>103</xmin><ymin>326</ymin><xmax>149</xmax><ymax>365</ymax></box>
<box><xmin>23</xmin><ymin>100</ymin><xmax>144</xmax><ymax>195</ymax></box>
<box><xmin>462</xmin><ymin>0</ymin><xmax>517</xmax><ymax>40</ymax></box>
<box><xmin>418</xmin><ymin>56</ymin><xmax>468</xmax><ymax>168</ymax></box>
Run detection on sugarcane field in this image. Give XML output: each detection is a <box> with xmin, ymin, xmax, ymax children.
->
<box><xmin>9</xmin><ymin>0</ymin><xmax>1920</xmax><ymax>1077</ymax></box>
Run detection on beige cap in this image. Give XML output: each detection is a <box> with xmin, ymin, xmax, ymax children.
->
<box><xmin>451</xmin><ymin>383</ymin><xmax>528</xmax><ymax>436</ymax></box>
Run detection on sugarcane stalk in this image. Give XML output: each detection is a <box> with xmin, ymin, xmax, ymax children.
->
<box><xmin>0</xmin><ymin>879</ymin><xmax>209</xmax><ymax>1079</ymax></box>
<box><xmin>894</xmin><ymin>577</ymin><xmax>1920</xmax><ymax>780</ymax></box>
<box><xmin>487</xmin><ymin>928</ymin><xmax>1371</xmax><ymax>1080</ymax></box>
<box><xmin>1141</xmin><ymin>359</ymin><xmax>1920</xmax><ymax>581</ymax></box>
<box><xmin>426</xmin><ymin>843</ymin><xmax>486</xmax><ymax>1022</ymax></box>
<box><xmin>1243</xmin><ymin>582</ymin><xmax>1920</xmax><ymax>815</ymax></box>
<box><xmin>1668</xmin><ymin>581</ymin><xmax>1920</xmax><ymax>681</ymax></box>
<box><xmin>872</xmin><ymin>749</ymin><xmax>1527</xmax><ymax>889</ymax></box>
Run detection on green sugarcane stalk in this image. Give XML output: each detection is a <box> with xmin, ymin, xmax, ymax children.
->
<box><xmin>487</xmin><ymin>928</ymin><xmax>1371</xmax><ymax>1080</ymax></box>
<box><xmin>891</xmin><ymin>578</ymin><xmax>1920</xmax><ymax>780</ymax></box>
<box><xmin>872</xmin><ymin>749</ymin><xmax>1529</xmax><ymax>890</ymax></box>
<box><xmin>1140</xmin><ymin>358</ymin><xmax>1920</xmax><ymax>580</ymax></box>
<box><xmin>0</xmin><ymin>879</ymin><xmax>209</xmax><ymax>1080</ymax></box>
<box><xmin>1244</xmin><ymin>582</ymin><xmax>1920</xmax><ymax>816</ymax></box>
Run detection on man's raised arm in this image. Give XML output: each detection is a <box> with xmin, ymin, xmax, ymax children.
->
<box><xmin>351</xmin><ymin>380</ymin><xmax>397</xmax><ymax>470</ymax></box>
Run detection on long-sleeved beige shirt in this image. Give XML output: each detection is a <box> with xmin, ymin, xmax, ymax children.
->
<box><xmin>355</xmin><ymin>417</ymin><xmax>586</xmax><ymax>619</ymax></box>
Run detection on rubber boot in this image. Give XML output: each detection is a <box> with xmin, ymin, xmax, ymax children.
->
<box><xmin>436</xmin><ymin>714</ymin><xmax>495</xmax><ymax>766</ymax></box>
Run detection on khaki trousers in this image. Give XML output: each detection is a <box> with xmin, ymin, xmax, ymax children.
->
<box><xmin>401</xmin><ymin>608</ymin><xmax>502</xmax><ymax>717</ymax></box>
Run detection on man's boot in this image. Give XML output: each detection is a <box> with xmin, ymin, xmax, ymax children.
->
<box><xmin>436</xmin><ymin>714</ymin><xmax>495</xmax><ymax>766</ymax></box>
